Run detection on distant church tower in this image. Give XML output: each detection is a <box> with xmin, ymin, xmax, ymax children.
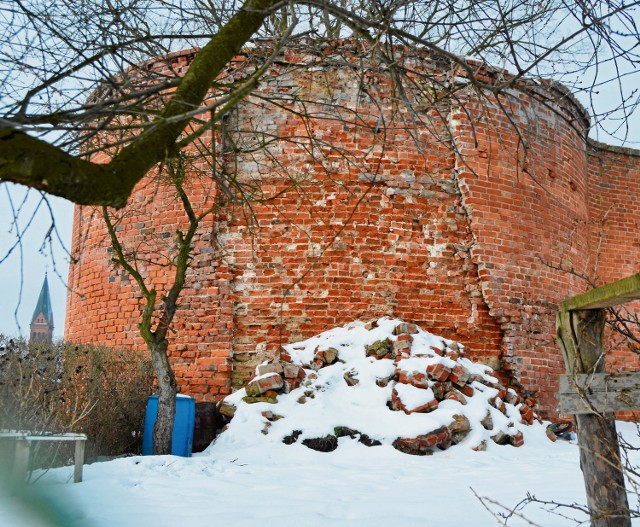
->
<box><xmin>30</xmin><ymin>274</ymin><xmax>54</xmax><ymax>344</ymax></box>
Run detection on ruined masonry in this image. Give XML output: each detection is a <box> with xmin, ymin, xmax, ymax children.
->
<box><xmin>218</xmin><ymin>318</ymin><xmax>545</xmax><ymax>454</ymax></box>
<box><xmin>65</xmin><ymin>43</ymin><xmax>640</xmax><ymax>417</ymax></box>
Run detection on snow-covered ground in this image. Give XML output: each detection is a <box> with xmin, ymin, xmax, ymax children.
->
<box><xmin>3</xmin><ymin>427</ymin><xmax>640</xmax><ymax>527</ymax></box>
<box><xmin>3</xmin><ymin>319</ymin><xmax>640</xmax><ymax>526</ymax></box>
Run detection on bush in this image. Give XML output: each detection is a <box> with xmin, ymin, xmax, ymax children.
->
<box><xmin>0</xmin><ymin>336</ymin><xmax>154</xmax><ymax>468</ymax></box>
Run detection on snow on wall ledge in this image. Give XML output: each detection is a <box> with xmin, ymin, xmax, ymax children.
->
<box><xmin>65</xmin><ymin>42</ymin><xmax>640</xmax><ymax>416</ymax></box>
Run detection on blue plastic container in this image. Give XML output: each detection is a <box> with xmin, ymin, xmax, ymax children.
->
<box><xmin>142</xmin><ymin>395</ymin><xmax>195</xmax><ymax>456</ymax></box>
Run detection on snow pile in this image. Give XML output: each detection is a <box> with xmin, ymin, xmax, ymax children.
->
<box><xmin>217</xmin><ymin>318</ymin><xmax>549</xmax><ymax>455</ymax></box>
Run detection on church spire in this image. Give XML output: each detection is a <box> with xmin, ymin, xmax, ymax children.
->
<box><xmin>30</xmin><ymin>274</ymin><xmax>54</xmax><ymax>344</ymax></box>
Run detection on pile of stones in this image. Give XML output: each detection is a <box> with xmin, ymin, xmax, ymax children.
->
<box><xmin>219</xmin><ymin>319</ymin><xmax>554</xmax><ymax>455</ymax></box>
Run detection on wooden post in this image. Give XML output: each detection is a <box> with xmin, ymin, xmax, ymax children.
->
<box><xmin>74</xmin><ymin>438</ymin><xmax>85</xmax><ymax>483</ymax></box>
<box><xmin>557</xmin><ymin>272</ymin><xmax>640</xmax><ymax>527</ymax></box>
<box><xmin>11</xmin><ymin>438</ymin><xmax>29</xmax><ymax>486</ymax></box>
<box><xmin>558</xmin><ymin>310</ymin><xmax>630</xmax><ymax>527</ymax></box>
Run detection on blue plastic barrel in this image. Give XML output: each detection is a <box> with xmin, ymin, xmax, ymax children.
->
<box><xmin>142</xmin><ymin>395</ymin><xmax>195</xmax><ymax>456</ymax></box>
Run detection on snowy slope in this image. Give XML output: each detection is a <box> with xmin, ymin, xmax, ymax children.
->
<box><xmin>5</xmin><ymin>427</ymin><xmax>640</xmax><ymax>527</ymax></box>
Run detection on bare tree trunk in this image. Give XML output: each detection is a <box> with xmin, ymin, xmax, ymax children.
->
<box><xmin>102</xmin><ymin>160</ymin><xmax>204</xmax><ymax>456</ymax></box>
<box><xmin>150</xmin><ymin>341</ymin><xmax>177</xmax><ymax>455</ymax></box>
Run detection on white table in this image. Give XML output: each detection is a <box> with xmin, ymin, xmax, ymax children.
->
<box><xmin>0</xmin><ymin>431</ymin><xmax>87</xmax><ymax>483</ymax></box>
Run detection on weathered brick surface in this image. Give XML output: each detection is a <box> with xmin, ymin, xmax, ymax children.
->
<box><xmin>246</xmin><ymin>373</ymin><xmax>284</xmax><ymax>396</ymax></box>
<box><xmin>586</xmin><ymin>143</ymin><xmax>640</xmax><ymax>376</ymax></box>
<box><xmin>452</xmin><ymin>74</ymin><xmax>640</xmax><ymax>416</ymax></box>
<box><xmin>65</xmin><ymin>45</ymin><xmax>640</xmax><ymax>414</ymax></box>
<box><xmin>256</xmin><ymin>362</ymin><xmax>284</xmax><ymax>376</ymax></box>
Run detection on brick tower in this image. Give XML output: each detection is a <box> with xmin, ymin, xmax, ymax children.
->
<box><xmin>30</xmin><ymin>274</ymin><xmax>54</xmax><ymax>344</ymax></box>
<box><xmin>65</xmin><ymin>45</ymin><xmax>640</xmax><ymax>415</ymax></box>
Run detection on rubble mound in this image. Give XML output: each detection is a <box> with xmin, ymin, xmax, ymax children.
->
<box><xmin>218</xmin><ymin>319</ymin><xmax>553</xmax><ymax>455</ymax></box>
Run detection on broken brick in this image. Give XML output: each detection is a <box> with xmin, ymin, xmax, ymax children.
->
<box><xmin>218</xmin><ymin>401</ymin><xmax>236</xmax><ymax>419</ymax></box>
<box><xmin>310</xmin><ymin>359</ymin><xmax>324</xmax><ymax>371</ymax></box>
<box><xmin>366</xmin><ymin>339</ymin><xmax>393</xmax><ymax>359</ymax></box>
<box><xmin>314</xmin><ymin>347</ymin><xmax>339</xmax><ymax>365</ymax></box>
<box><xmin>393</xmin><ymin>335</ymin><xmax>413</xmax><ymax>356</ymax></box>
<box><xmin>246</xmin><ymin>373</ymin><xmax>283</xmax><ymax>396</ymax></box>
<box><xmin>410</xmin><ymin>399</ymin><xmax>439</xmax><ymax>414</ymax></box>
<box><xmin>459</xmin><ymin>384</ymin><xmax>475</xmax><ymax>397</ymax></box>
<box><xmin>472</xmin><ymin>441</ymin><xmax>488</xmax><ymax>452</ymax></box>
<box><xmin>519</xmin><ymin>404</ymin><xmax>534</xmax><ymax>424</ymax></box>
<box><xmin>448</xmin><ymin>415</ymin><xmax>471</xmax><ymax>445</ymax></box>
<box><xmin>393</xmin><ymin>322</ymin><xmax>419</xmax><ymax>335</ymax></box>
<box><xmin>282</xmin><ymin>363</ymin><xmax>296</xmax><ymax>379</ymax></box>
<box><xmin>480</xmin><ymin>411</ymin><xmax>494</xmax><ymax>430</ymax></box>
<box><xmin>449</xmin><ymin>365</ymin><xmax>471</xmax><ymax>386</ymax></box>
<box><xmin>256</xmin><ymin>361</ymin><xmax>284</xmax><ymax>376</ymax></box>
<box><xmin>491</xmin><ymin>430</ymin><xmax>509</xmax><ymax>445</ymax></box>
<box><xmin>426</xmin><ymin>363</ymin><xmax>451</xmax><ymax>382</ymax></box>
<box><xmin>397</xmin><ymin>370</ymin><xmax>430</xmax><ymax>389</ymax></box>
<box><xmin>243</xmin><ymin>395</ymin><xmax>277</xmax><ymax>404</ymax></box>
<box><xmin>280</xmin><ymin>350</ymin><xmax>292</xmax><ymax>363</ymax></box>
<box><xmin>505</xmin><ymin>389</ymin><xmax>520</xmax><ymax>405</ymax></box>
<box><xmin>445</xmin><ymin>389</ymin><xmax>467</xmax><ymax>405</ymax></box>
<box><xmin>283</xmin><ymin>378</ymin><xmax>301</xmax><ymax>393</ymax></box>
<box><xmin>510</xmin><ymin>431</ymin><xmax>525</xmax><ymax>447</ymax></box>
<box><xmin>343</xmin><ymin>370</ymin><xmax>359</xmax><ymax>386</ymax></box>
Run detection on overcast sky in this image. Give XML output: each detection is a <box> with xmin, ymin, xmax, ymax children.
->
<box><xmin>0</xmin><ymin>189</ymin><xmax>72</xmax><ymax>339</ymax></box>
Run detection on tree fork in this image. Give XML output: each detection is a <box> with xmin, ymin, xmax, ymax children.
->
<box><xmin>0</xmin><ymin>0</ymin><xmax>280</xmax><ymax>208</ymax></box>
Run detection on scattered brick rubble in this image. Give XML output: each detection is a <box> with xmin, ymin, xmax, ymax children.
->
<box><xmin>219</xmin><ymin>319</ymin><xmax>556</xmax><ymax>456</ymax></box>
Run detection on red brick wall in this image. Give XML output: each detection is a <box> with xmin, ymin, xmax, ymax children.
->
<box><xmin>586</xmin><ymin>143</ymin><xmax>640</xmax><ymax>373</ymax></box>
<box><xmin>451</xmin><ymin>79</ymin><xmax>595</xmax><ymax>412</ymax></box>
<box><xmin>66</xmin><ymin>168</ymin><xmax>236</xmax><ymax>401</ymax></box>
<box><xmin>65</xmin><ymin>46</ymin><xmax>640</xmax><ymax>415</ymax></box>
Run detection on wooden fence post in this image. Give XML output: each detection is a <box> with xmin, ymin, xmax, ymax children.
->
<box><xmin>74</xmin><ymin>438</ymin><xmax>85</xmax><ymax>483</ymax></box>
<box><xmin>558</xmin><ymin>309</ymin><xmax>630</xmax><ymax>527</ymax></box>
<box><xmin>557</xmin><ymin>272</ymin><xmax>640</xmax><ymax>527</ymax></box>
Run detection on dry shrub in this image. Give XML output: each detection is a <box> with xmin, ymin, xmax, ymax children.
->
<box><xmin>0</xmin><ymin>337</ymin><xmax>67</xmax><ymax>431</ymax></box>
<box><xmin>0</xmin><ymin>336</ymin><xmax>154</xmax><ymax>468</ymax></box>
<box><xmin>63</xmin><ymin>344</ymin><xmax>154</xmax><ymax>460</ymax></box>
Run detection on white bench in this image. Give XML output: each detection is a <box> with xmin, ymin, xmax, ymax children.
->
<box><xmin>0</xmin><ymin>431</ymin><xmax>87</xmax><ymax>483</ymax></box>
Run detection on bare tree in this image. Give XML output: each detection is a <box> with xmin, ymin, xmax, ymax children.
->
<box><xmin>1</xmin><ymin>0</ymin><xmax>639</xmax><ymax>208</ymax></box>
<box><xmin>2</xmin><ymin>0</ymin><xmax>640</xmax><ymax>456</ymax></box>
<box><xmin>101</xmin><ymin>150</ymin><xmax>226</xmax><ymax>454</ymax></box>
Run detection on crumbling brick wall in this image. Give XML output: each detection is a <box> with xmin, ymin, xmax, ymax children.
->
<box><xmin>65</xmin><ymin>45</ymin><xmax>640</xmax><ymax>414</ymax></box>
<box><xmin>451</xmin><ymin>76</ymin><xmax>595</xmax><ymax>412</ymax></box>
